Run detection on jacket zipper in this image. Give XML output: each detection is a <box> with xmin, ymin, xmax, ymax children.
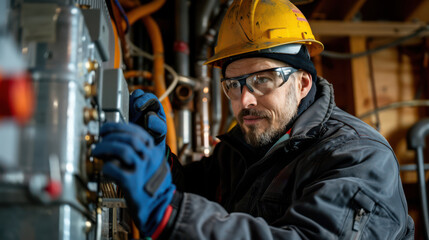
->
<box><xmin>352</xmin><ymin>208</ymin><xmax>368</xmax><ymax>240</ymax></box>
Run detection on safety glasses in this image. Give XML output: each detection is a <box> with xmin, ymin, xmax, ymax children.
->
<box><xmin>221</xmin><ymin>67</ymin><xmax>299</xmax><ymax>100</ymax></box>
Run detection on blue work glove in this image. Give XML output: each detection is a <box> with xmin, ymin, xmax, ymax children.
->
<box><xmin>92</xmin><ymin>122</ymin><xmax>175</xmax><ymax>237</ymax></box>
<box><xmin>129</xmin><ymin>89</ymin><xmax>167</xmax><ymax>149</ymax></box>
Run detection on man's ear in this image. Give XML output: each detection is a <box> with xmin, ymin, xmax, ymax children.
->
<box><xmin>298</xmin><ymin>71</ymin><xmax>312</xmax><ymax>100</ymax></box>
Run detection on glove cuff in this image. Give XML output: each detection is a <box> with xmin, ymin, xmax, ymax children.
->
<box><xmin>152</xmin><ymin>191</ymin><xmax>183</xmax><ymax>240</ymax></box>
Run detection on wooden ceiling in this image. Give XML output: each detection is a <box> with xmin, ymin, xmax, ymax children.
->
<box><xmin>297</xmin><ymin>0</ymin><xmax>429</xmax><ymax>22</ymax></box>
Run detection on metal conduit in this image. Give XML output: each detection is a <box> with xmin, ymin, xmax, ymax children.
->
<box><xmin>174</xmin><ymin>0</ymin><xmax>193</xmax><ymax>164</ymax></box>
<box><xmin>194</xmin><ymin>0</ymin><xmax>218</xmax><ymax>157</ymax></box>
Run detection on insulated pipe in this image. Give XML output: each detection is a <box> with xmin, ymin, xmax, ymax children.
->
<box><xmin>124</xmin><ymin>0</ymin><xmax>166</xmax><ymax>28</ymax></box>
<box><xmin>142</xmin><ymin>16</ymin><xmax>177</xmax><ymax>154</ymax></box>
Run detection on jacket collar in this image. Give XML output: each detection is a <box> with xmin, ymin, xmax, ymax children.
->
<box><xmin>218</xmin><ymin>77</ymin><xmax>335</xmax><ymax>154</ymax></box>
<box><xmin>290</xmin><ymin>77</ymin><xmax>335</xmax><ymax>138</ymax></box>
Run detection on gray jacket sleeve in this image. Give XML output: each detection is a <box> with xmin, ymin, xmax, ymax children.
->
<box><xmin>169</xmin><ymin>193</ymin><xmax>302</xmax><ymax>240</ymax></box>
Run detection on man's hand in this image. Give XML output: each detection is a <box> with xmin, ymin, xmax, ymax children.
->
<box><xmin>92</xmin><ymin>122</ymin><xmax>175</xmax><ymax>237</ymax></box>
<box><xmin>129</xmin><ymin>89</ymin><xmax>167</xmax><ymax>147</ymax></box>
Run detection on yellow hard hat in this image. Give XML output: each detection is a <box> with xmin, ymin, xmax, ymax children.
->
<box><xmin>205</xmin><ymin>0</ymin><xmax>324</xmax><ymax>68</ymax></box>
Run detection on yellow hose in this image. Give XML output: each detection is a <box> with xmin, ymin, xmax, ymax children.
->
<box><xmin>142</xmin><ymin>15</ymin><xmax>177</xmax><ymax>154</ymax></box>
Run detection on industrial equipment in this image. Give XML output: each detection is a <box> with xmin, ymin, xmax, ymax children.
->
<box><xmin>0</xmin><ymin>0</ymin><xmax>226</xmax><ymax>239</ymax></box>
<box><xmin>0</xmin><ymin>0</ymin><xmax>130</xmax><ymax>239</ymax></box>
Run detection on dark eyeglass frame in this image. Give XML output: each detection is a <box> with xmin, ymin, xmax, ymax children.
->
<box><xmin>220</xmin><ymin>66</ymin><xmax>299</xmax><ymax>98</ymax></box>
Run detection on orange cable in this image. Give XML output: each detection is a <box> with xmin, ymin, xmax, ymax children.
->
<box><xmin>118</xmin><ymin>0</ymin><xmax>140</xmax><ymax>9</ymax></box>
<box><xmin>110</xmin><ymin>19</ymin><xmax>122</xmax><ymax>69</ymax></box>
<box><xmin>124</xmin><ymin>0</ymin><xmax>166</xmax><ymax>28</ymax></box>
<box><xmin>124</xmin><ymin>70</ymin><xmax>152</xmax><ymax>79</ymax></box>
<box><xmin>131</xmin><ymin>221</ymin><xmax>140</xmax><ymax>239</ymax></box>
<box><xmin>142</xmin><ymin>15</ymin><xmax>177</xmax><ymax>154</ymax></box>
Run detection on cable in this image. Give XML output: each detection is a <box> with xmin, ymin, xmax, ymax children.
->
<box><xmin>358</xmin><ymin>99</ymin><xmax>429</xmax><ymax>119</ymax></box>
<box><xmin>128</xmin><ymin>40</ymin><xmax>180</xmax><ymax>101</ymax></box>
<box><xmin>366</xmin><ymin>39</ymin><xmax>380</xmax><ymax>131</ymax></box>
<box><xmin>113</xmin><ymin>0</ymin><xmax>130</xmax><ymax>33</ymax></box>
<box><xmin>321</xmin><ymin>24</ymin><xmax>429</xmax><ymax>59</ymax></box>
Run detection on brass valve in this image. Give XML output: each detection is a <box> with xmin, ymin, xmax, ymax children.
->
<box><xmin>83</xmin><ymin>83</ymin><xmax>97</xmax><ymax>98</ymax></box>
<box><xmin>84</xmin><ymin>134</ymin><xmax>96</xmax><ymax>146</ymax></box>
<box><xmin>86</xmin><ymin>157</ymin><xmax>104</xmax><ymax>176</ymax></box>
<box><xmin>83</xmin><ymin>108</ymin><xmax>98</xmax><ymax>124</ymax></box>
<box><xmin>77</xmin><ymin>4</ymin><xmax>90</xmax><ymax>9</ymax></box>
<box><xmin>86</xmin><ymin>190</ymin><xmax>98</xmax><ymax>203</ymax></box>
<box><xmin>85</xmin><ymin>60</ymin><xmax>99</xmax><ymax>72</ymax></box>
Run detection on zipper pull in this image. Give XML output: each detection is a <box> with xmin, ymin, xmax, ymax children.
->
<box><xmin>353</xmin><ymin>208</ymin><xmax>366</xmax><ymax>231</ymax></box>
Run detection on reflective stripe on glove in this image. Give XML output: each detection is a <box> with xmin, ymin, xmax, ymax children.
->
<box><xmin>92</xmin><ymin>122</ymin><xmax>175</xmax><ymax>237</ymax></box>
<box><xmin>129</xmin><ymin>89</ymin><xmax>167</xmax><ymax>147</ymax></box>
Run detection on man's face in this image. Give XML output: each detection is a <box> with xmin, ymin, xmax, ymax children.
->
<box><xmin>225</xmin><ymin>57</ymin><xmax>304</xmax><ymax>147</ymax></box>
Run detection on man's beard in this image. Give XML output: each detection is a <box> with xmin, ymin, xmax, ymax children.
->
<box><xmin>237</xmin><ymin>80</ymin><xmax>299</xmax><ymax>147</ymax></box>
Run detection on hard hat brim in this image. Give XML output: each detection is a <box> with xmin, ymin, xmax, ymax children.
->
<box><xmin>205</xmin><ymin>39</ymin><xmax>324</xmax><ymax>68</ymax></box>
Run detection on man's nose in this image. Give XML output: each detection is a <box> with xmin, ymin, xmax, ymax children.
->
<box><xmin>240</xmin><ymin>85</ymin><xmax>257</xmax><ymax>108</ymax></box>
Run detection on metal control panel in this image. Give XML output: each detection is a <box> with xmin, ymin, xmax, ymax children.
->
<box><xmin>0</xmin><ymin>1</ymin><xmax>129</xmax><ymax>239</ymax></box>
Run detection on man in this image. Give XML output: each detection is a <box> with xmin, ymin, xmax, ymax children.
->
<box><xmin>92</xmin><ymin>0</ymin><xmax>415</xmax><ymax>239</ymax></box>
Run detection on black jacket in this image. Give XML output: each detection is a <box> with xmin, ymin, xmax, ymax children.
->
<box><xmin>168</xmin><ymin>78</ymin><xmax>414</xmax><ymax>239</ymax></box>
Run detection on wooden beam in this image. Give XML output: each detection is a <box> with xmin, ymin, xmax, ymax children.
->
<box><xmin>406</xmin><ymin>0</ymin><xmax>429</xmax><ymax>22</ymax></box>
<box><xmin>310</xmin><ymin>20</ymin><xmax>429</xmax><ymax>37</ymax></box>
<box><xmin>309</xmin><ymin>0</ymin><xmax>327</xmax><ymax>19</ymax></box>
<box><xmin>349</xmin><ymin>36</ymin><xmax>373</xmax><ymax>118</ymax></box>
<box><xmin>309</xmin><ymin>0</ymin><xmax>367</xmax><ymax>20</ymax></box>
<box><xmin>344</xmin><ymin>0</ymin><xmax>367</xmax><ymax>21</ymax></box>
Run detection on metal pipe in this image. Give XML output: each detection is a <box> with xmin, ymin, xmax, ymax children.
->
<box><xmin>416</xmin><ymin>147</ymin><xmax>429</xmax><ymax>240</ymax></box>
<box><xmin>194</xmin><ymin>0</ymin><xmax>218</xmax><ymax>41</ymax></box>
<box><xmin>174</xmin><ymin>0</ymin><xmax>192</xmax><ymax>163</ymax></box>
<box><xmin>193</xmin><ymin>0</ymin><xmax>219</xmax><ymax>157</ymax></box>
<box><xmin>407</xmin><ymin>118</ymin><xmax>429</xmax><ymax>240</ymax></box>
<box><xmin>195</xmin><ymin>62</ymin><xmax>211</xmax><ymax>156</ymax></box>
<box><xmin>175</xmin><ymin>0</ymin><xmax>190</xmax><ymax>76</ymax></box>
<box><xmin>193</xmin><ymin>0</ymin><xmax>234</xmax><ymax>155</ymax></box>
<box><xmin>211</xmin><ymin>67</ymin><xmax>221</xmax><ymax>138</ymax></box>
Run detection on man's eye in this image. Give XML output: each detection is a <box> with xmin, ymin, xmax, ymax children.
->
<box><xmin>253</xmin><ymin>77</ymin><xmax>272</xmax><ymax>85</ymax></box>
<box><xmin>228</xmin><ymin>81</ymin><xmax>240</xmax><ymax>89</ymax></box>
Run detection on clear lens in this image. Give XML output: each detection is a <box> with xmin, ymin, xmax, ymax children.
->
<box><xmin>249</xmin><ymin>71</ymin><xmax>279</xmax><ymax>95</ymax></box>
<box><xmin>221</xmin><ymin>67</ymin><xmax>294</xmax><ymax>100</ymax></box>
